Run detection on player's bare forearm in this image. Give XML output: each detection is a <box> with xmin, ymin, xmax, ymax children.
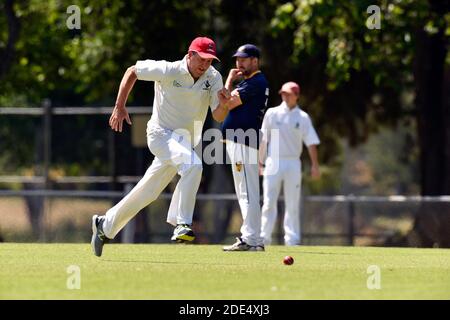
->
<box><xmin>224</xmin><ymin>69</ymin><xmax>244</xmax><ymax>110</ymax></box>
<box><xmin>212</xmin><ymin>88</ymin><xmax>231</xmax><ymax>123</ymax></box>
<box><xmin>212</xmin><ymin>94</ymin><xmax>243</xmax><ymax>121</ymax></box>
<box><xmin>225</xmin><ymin>69</ymin><xmax>242</xmax><ymax>91</ymax></box>
<box><xmin>109</xmin><ymin>66</ymin><xmax>137</xmax><ymax>132</ymax></box>
<box><xmin>225</xmin><ymin>76</ymin><xmax>235</xmax><ymax>92</ymax></box>
<box><xmin>226</xmin><ymin>93</ymin><xmax>242</xmax><ymax>110</ymax></box>
<box><xmin>225</xmin><ymin>73</ymin><xmax>234</xmax><ymax>91</ymax></box>
<box><xmin>212</xmin><ymin>103</ymin><xmax>229</xmax><ymax>123</ymax></box>
<box><xmin>115</xmin><ymin>66</ymin><xmax>138</xmax><ymax>108</ymax></box>
<box><xmin>307</xmin><ymin>145</ymin><xmax>319</xmax><ymax>166</ymax></box>
<box><xmin>307</xmin><ymin>145</ymin><xmax>320</xmax><ymax>179</ymax></box>
<box><xmin>258</xmin><ymin>140</ymin><xmax>267</xmax><ymax>176</ymax></box>
<box><xmin>258</xmin><ymin>140</ymin><xmax>267</xmax><ymax>165</ymax></box>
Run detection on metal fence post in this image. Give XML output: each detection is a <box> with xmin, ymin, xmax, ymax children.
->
<box><xmin>42</xmin><ymin>98</ymin><xmax>52</xmax><ymax>189</ymax></box>
<box><xmin>122</xmin><ymin>183</ymin><xmax>135</xmax><ymax>243</ymax></box>
<box><xmin>108</xmin><ymin>130</ymin><xmax>117</xmax><ymax>192</ymax></box>
<box><xmin>42</xmin><ymin>99</ymin><xmax>51</xmax><ymax>242</ymax></box>
<box><xmin>348</xmin><ymin>197</ymin><xmax>355</xmax><ymax>245</ymax></box>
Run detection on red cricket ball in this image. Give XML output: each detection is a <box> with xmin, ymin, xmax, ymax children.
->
<box><xmin>283</xmin><ymin>255</ymin><xmax>294</xmax><ymax>265</ymax></box>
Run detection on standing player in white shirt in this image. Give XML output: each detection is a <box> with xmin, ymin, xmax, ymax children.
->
<box><xmin>91</xmin><ymin>37</ymin><xmax>231</xmax><ymax>257</ymax></box>
<box><xmin>259</xmin><ymin>81</ymin><xmax>320</xmax><ymax>246</ymax></box>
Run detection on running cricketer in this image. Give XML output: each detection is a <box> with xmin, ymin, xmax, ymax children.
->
<box><xmin>91</xmin><ymin>37</ymin><xmax>231</xmax><ymax>257</ymax></box>
<box><xmin>259</xmin><ymin>81</ymin><xmax>320</xmax><ymax>246</ymax></box>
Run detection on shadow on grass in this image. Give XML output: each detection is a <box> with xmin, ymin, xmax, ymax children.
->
<box><xmin>101</xmin><ymin>259</ymin><xmax>249</xmax><ymax>266</ymax></box>
<box><xmin>284</xmin><ymin>251</ymin><xmax>353</xmax><ymax>256</ymax></box>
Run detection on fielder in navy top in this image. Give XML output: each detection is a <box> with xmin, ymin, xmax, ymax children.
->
<box><xmin>221</xmin><ymin>67</ymin><xmax>269</xmax><ymax>148</ymax></box>
<box><xmin>221</xmin><ymin>44</ymin><xmax>269</xmax><ymax>251</ymax></box>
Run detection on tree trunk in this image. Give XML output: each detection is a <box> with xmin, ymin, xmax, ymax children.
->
<box><xmin>408</xmin><ymin>1</ymin><xmax>450</xmax><ymax>247</ymax></box>
<box><xmin>0</xmin><ymin>0</ymin><xmax>20</xmax><ymax>80</ymax></box>
<box><xmin>23</xmin><ymin>183</ymin><xmax>45</xmax><ymax>240</ymax></box>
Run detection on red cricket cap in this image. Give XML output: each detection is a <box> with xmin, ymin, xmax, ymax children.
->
<box><xmin>188</xmin><ymin>37</ymin><xmax>220</xmax><ymax>61</ymax></box>
<box><xmin>279</xmin><ymin>81</ymin><xmax>300</xmax><ymax>96</ymax></box>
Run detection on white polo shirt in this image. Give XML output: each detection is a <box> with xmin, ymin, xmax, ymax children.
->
<box><xmin>135</xmin><ymin>55</ymin><xmax>223</xmax><ymax>146</ymax></box>
<box><xmin>261</xmin><ymin>102</ymin><xmax>320</xmax><ymax>159</ymax></box>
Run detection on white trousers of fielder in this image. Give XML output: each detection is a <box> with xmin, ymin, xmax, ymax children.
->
<box><xmin>261</xmin><ymin>158</ymin><xmax>301</xmax><ymax>246</ymax></box>
<box><xmin>226</xmin><ymin>141</ymin><xmax>263</xmax><ymax>247</ymax></box>
<box><xmin>103</xmin><ymin>125</ymin><xmax>202</xmax><ymax>239</ymax></box>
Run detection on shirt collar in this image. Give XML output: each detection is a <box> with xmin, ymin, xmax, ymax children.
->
<box><xmin>280</xmin><ymin>101</ymin><xmax>299</xmax><ymax>111</ymax></box>
<box><xmin>181</xmin><ymin>55</ymin><xmax>212</xmax><ymax>80</ymax></box>
<box><xmin>180</xmin><ymin>55</ymin><xmax>190</xmax><ymax>74</ymax></box>
<box><xmin>245</xmin><ymin>70</ymin><xmax>261</xmax><ymax>80</ymax></box>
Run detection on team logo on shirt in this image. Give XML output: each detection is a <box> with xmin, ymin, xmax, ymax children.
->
<box><xmin>173</xmin><ymin>80</ymin><xmax>182</xmax><ymax>87</ymax></box>
<box><xmin>202</xmin><ymin>80</ymin><xmax>211</xmax><ymax>90</ymax></box>
<box><xmin>295</xmin><ymin>122</ymin><xmax>300</xmax><ymax>129</ymax></box>
<box><xmin>235</xmin><ymin>161</ymin><xmax>243</xmax><ymax>172</ymax></box>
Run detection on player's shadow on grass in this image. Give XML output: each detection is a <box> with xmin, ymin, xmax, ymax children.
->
<box><xmin>102</xmin><ymin>259</ymin><xmax>183</xmax><ymax>265</ymax></box>
<box><xmin>287</xmin><ymin>251</ymin><xmax>353</xmax><ymax>256</ymax></box>
<box><xmin>101</xmin><ymin>259</ymin><xmax>245</xmax><ymax>266</ymax></box>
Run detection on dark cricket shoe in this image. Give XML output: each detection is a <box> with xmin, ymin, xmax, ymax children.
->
<box><xmin>255</xmin><ymin>244</ymin><xmax>265</xmax><ymax>252</ymax></box>
<box><xmin>171</xmin><ymin>224</ymin><xmax>195</xmax><ymax>243</ymax></box>
<box><xmin>223</xmin><ymin>237</ymin><xmax>255</xmax><ymax>251</ymax></box>
<box><xmin>91</xmin><ymin>215</ymin><xmax>109</xmax><ymax>257</ymax></box>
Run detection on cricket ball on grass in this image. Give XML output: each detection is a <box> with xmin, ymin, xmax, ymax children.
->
<box><xmin>283</xmin><ymin>256</ymin><xmax>294</xmax><ymax>265</ymax></box>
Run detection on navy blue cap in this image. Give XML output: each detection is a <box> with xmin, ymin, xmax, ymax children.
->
<box><xmin>232</xmin><ymin>44</ymin><xmax>260</xmax><ymax>58</ymax></box>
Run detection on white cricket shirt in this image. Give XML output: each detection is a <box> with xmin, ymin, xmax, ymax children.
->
<box><xmin>135</xmin><ymin>55</ymin><xmax>223</xmax><ymax>146</ymax></box>
<box><xmin>261</xmin><ymin>101</ymin><xmax>320</xmax><ymax>159</ymax></box>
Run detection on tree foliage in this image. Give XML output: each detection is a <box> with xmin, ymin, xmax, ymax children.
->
<box><xmin>1</xmin><ymin>0</ymin><xmax>448</xmax><ymax>192</ymax></box>
<box><xmin>270</xmin><ymin>0</ymin><xmax>448</xmax><ymax>144</ymax></box>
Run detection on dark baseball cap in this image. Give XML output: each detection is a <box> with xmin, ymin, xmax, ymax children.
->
<box><xmin>232</xmin><ymin>44</ymin><xmax>260</xmax><ymax>58</ymax></box>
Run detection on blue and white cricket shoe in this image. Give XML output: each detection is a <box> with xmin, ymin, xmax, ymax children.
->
<box><xmin>91</xmin><ymin>215</ymin><xmax>109</xmax><ymax>257</ymax></box>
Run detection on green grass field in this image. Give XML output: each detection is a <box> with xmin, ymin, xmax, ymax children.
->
<box><xmin>1</xmin><ymin>243</ymin><xmax>449</xmax><ymax>299</ymax></box>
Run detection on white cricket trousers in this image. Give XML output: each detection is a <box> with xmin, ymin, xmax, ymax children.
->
<box><xmin>261</xmin><ymin>158</ymin><xmax>301</xmax><ymax>246</ymax></box>
<box><xmin>103</xmin><ymin>125</ymin><xmax>202</xmax><ymax>239</ymax></box>
<box><xmin>226</xmin><ymin>141</ymin><xmax>263</xmax><ymax>247</ymax></box>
